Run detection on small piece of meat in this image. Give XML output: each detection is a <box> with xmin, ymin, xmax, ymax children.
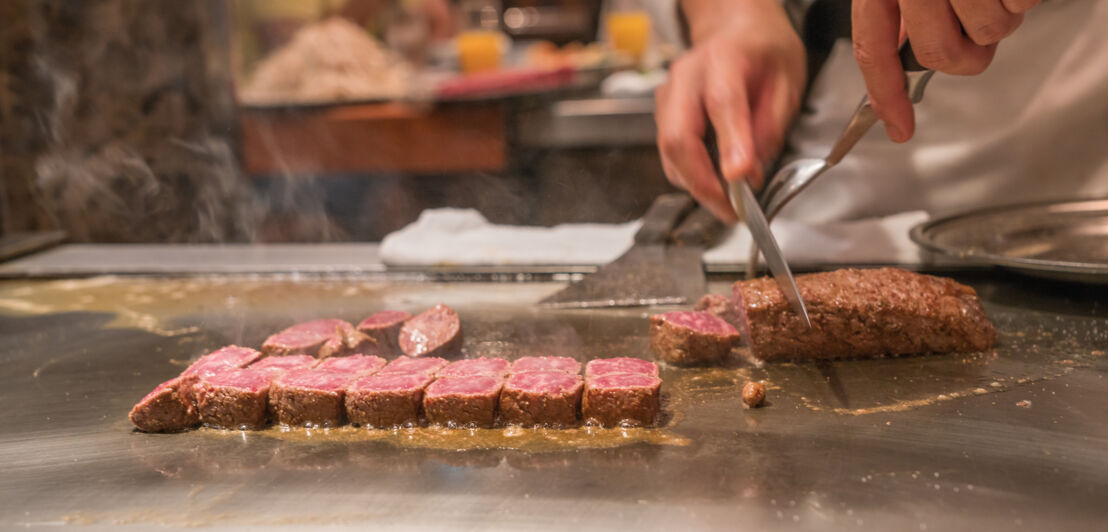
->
<box><xmin>582</xmin><ymin>373</ymin><xmax>662</xmax><ymax>427</ymax></box>
<box><xmin>584</xmin><ymin>357</ymin><xmax>659</xmax><ymax>380</ymax></box>
<box><xmin>377</xmin><ymin>356</ymin><xmax>449</xmax><ymax>377</ymax></box>
<box><xmin>694</xmin><ymin>293</ymin><xmax>743</xmax><ymax>330</ymax></box>
<box><xmin>732</xmin><ymin>267</ymin><xmax>998</xmax><ymax>361</ymax></box>
<box><xmin>196</xmin><ymin>369</ymin><xmax>273</xmax><ymax>430</ymax></box>
<box><xmin>510</xmin><ymin>356</ymin><xmax>581</xmax><ymax>375</ymax></box>
<box><xmin>262</xmin><ymin>319</ymin><xmax>368</xmax><ymax>358</ymax></box>
<box><xmin>649</xmin><ymin>311</ymin><xmax>741</xmax><ymax>365</ymax></box>
<box><xmin>398</xmin><ymin>304</ymin><xmax>463</xmax><ymax>358</ymax></box>
<box><xmin>346</xmin><ymin>372</ymin><xmax>434</xmax><ymax>428</ymax></box>
<box><xmin>357</xmin><ymin>310</ymin><xmax>412</xmax><ymax>356</ymax></box>
<box><xmin>314</xmin><ymin>354</ymin><xmax>386</xmax><ymax>375</ymax></box>
<box><xmin>129</xmin><ymin>345</ymin><xmax>261</xmax><ymax>432</ymax></box>
<box><xmin>270</xmin><ymin>369</ymin><xmax>358</xmax><ymax>427</ymax></box>
<box><xmin>742</xmin><ymin>381</ymin><xmax>766</xmax><ymax>408</ymax></box>
<box><xmin>128</xmin><ymin>377</ymin><xmax>195</xmax><ymax>433</ymax></box>
<box><xmin>248</xmin><ymin>355</ymin><xmax>317</xmax><ymax>375</ymax></box>
<box><xmin>438</xmin><ymin>357</ymin><xmax>510</xmax><ymax>379</ymax></box>
<box><xmin>423</xmin><ymin>375</ymin><xmax>503</xmax><ymax>428</ymax></box>
<box><xmin>500</xmin><ymin>371</ymin><xmax>583</xmax><ymax>427</ymax></box>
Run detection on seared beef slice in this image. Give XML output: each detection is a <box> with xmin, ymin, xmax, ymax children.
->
<box><xmin>398</xmin><ymin>304</ymin><xmax>463</xmax><ymax>357</ymax></box>
<box><xmin>357</xmin><ymin>310</ymin><xmax>412</xmax><ymax>356</ymax></box>
<box><xmin>583</xmin><ymin>373</ymin><xmax>661</xmax><ymax>427</ymax></box>
<box><xmin>270</xmin><ymin>369</ymin><xmax>358</xmax><ymax>427</ymax></box>
<box><xmin>423</xmin><ymin>375</ymin><xmax>503</xmax><ymax>428</ymax></box>
<box><xmin>733</xmin><ymin>267</ymin><xmax>997</xmax><ymax>361</ymax></box>
<box><xmin>346</xmin><ymin>373</ymin><xmax>434</xmax><ymax>428</ymax></box>
<box><xmin>649</xmin><ymin>311</ymin><xmax>740</xmax><ymax>365</ymax></box>
<box><xmin>500</xmin><ymin>371</ymin><xmax>583</xmax><ymax>427</ymax></box>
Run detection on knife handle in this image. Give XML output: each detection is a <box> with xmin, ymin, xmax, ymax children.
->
<box><xmin>670</xmin><ymin>205</ymin><xmax>728</xmax><ymax>247</ymax></box>
<box><xmin>634</xmin><ymin>193</ymin><xmax>697</xmax><ymax>245</ymax></box>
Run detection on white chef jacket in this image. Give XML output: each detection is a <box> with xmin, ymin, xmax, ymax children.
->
<box><xmin>779</xmin><ymin>0</ymin><xmax>1108</xmax><ymax>222</ymax></box>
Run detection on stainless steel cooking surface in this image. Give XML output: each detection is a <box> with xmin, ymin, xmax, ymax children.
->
<box><xmin>2</xmin><ymin>272</ymin><xmax>1107</xmax><ymax>530</ymax></box>
<box><xmin>911</xmin><ymin>199</ymin><xmax>1108</xmax><ymax>283</ymax></box>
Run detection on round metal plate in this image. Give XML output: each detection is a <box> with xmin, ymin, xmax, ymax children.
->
<box><xmin>910</xmin><ymin>198</ymin><xmax>1108</xmax><ymax>283</ymax></box>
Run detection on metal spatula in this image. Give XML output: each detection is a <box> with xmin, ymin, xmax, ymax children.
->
<box><xmin>538</xmin><ymin>193</ymin><xmax>726</xmax><ymax>309</ymax></box>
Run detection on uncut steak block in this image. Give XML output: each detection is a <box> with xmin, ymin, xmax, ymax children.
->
<box><xmin>196</xmin><ymin>369</ymin><xmax>274</xmax><ymax>430</ymax></box>
<box><xmin>129</xmin><ymin>345</ymin><xmax>261</xmax><ymax>432</ymax></box>
<box><xmin>357</xmin><ymin>310</ymin><xmax>412</xmax><ymax>356</ymax></box>
<box><xmin>377</xmin><ymin>356</ymin><xmax>448</xmax><ymax>377</ymax></box>
<box><xmin>510</xmin><ymin>356</ymin><xmax>581</xmax><ymax>375</ymax></box>
<box><xmin>694</xmin><ymin>293</ymin><xmax>742</xmax><ymax>330</ymax></box>
<box><xmin>346</xmin><ymin>373</ymin><xmax>434</xmax><ymax>428</ymax></box>
<box><xmin>732</xmin><ymin>267</ymin><xmax>998</xmax><ymax>362</ymax></box>
<box><xmin>314</xmin><ymin>354</ymin><xmax>386</xmax><ymax>375</ymax></box>
<box><xmin>270</xmin><ymin>369</ymin><xmax>358</xmax><ymax>427</ymax></box>
<box><xmin>582</xmin><ymin>373</ymin><xmax>662</xmax><ymax>427</ymax></box>
<box><xmin>500</xmin><ymin>371</ymin><xmax>583</xmax><ymax>427</ymax></box>
<box><xmin>398</xmin><ymin>304</ymin><xmax>463</xmax><ymax>358</ymax></box>
<box><xmin>423</xmin><ymin>376</ymin><xmax>503</xmax><ymax>428</ymax></box>
<box><xmin>649</xmin><ymin>311</ymin><xmax>741</xmax><ymax>365</ymax></box>
<box><xmin>262</xmin><ymin>319</ymin><xmax>370</xmax><ymax>358</ymax></box>
<box><xmin>584</xmin><ymin>357</ymin><xmax>659</xmax><ymax>380</ymax></box>
<box><xmin>438</xmin><ymin>357</ymin><xmax>510</xmax><ymax>379</ymax></box>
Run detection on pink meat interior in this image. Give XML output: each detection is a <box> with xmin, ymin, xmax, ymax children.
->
<box><xmin>505</xmin><ymin>371</ymin><xmax>582</xmax><ymax>394</ymax></box>
<box><xmin>249</xmin><ymin>355</ymin><xmax>317</xmax><ymax>372</ymax></box>
<box><xmin>276</xmin><ymin>369</ymin><xmax>355</xmax><ymax>392</ymax></box>
<box><xmin>425</xmin><ymin>375</ymin><xmax>501</xmax><ymax>397</ymax></box>
<box><xmin>378</xmin><ymin>356</ymin><xmax>448</xmax><ymax>376</ymax></box>
<box><xmin>584</xmin><ymin>357</ymin><xmax>659</xmax><ymax>379</ymax></box>
<box><xmin>439</xmin><ymin>357</ymin><xmax>510</xmax><ymax>378</ymax></box>
<box><xmin>657</xmin><ymin>311</ymin><xmax>738</xmax><ymax>336</ymax></box>
<box><xmin>510</xmin><ymin>356</ymin><xmax>581</xmax><ymax>375</ymax></box>
<box><xmin>314</xmin><ymin>354</ymin><xmax>386</xmax><ymax>374</ymax></box>
<box><xmin>182</xmin><ymin>346</ymin><xmax>261</xmax><ymax>379</ymax></box>
<box><xmin>350</xmin><ymin>373</ymin><xmax>432</xmax><ymax>393</ymax></box>
<box><xmin>358</xmin><ymin>310</ymin><xmax>412</xmax><ymax>329</ymax></box>
<box><xmin>588</xmin><ymin>373</ymin><xmax>661</xmax><ymax>390</ymax></box>
<box><xmin>267</xmin><ymin>319</ymin><xmax>349</xmax><ymax>345</ymax></box>
<box><xmin>204</xmin><ymin>368</ymin><xmax>272</xmax><ymax>392</ymax></box>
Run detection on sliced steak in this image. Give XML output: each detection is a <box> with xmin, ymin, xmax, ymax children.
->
<box><xmin>398</xmin><ymin>304</ymin><xmax>463</xmax><ymax>358</ymax></box>
<box><xmin>732</xmin><ymin>267</ymin><xmax>998</xmax><ymax>361</ymax></box>
<box><xmin>262</xmin><ymin>319</ymin><xmax>368</xmax><ymax>358</ymax></box>
<box><xmin>129</xmin><ymin>345</ymin><xmax>261</xmax><ymax>432</ymax></box>
<box><xmin>510</xmin><ymin>356</ymin><xmax>581</xmax><ymax>375</ymax></box>
<box><xmin>423</xmin><ymin>375</ymin><xmax>503</xmax><ymax>428</ymax></box>
<box><xmin>439</xmin><ymin>357</ymin><xmax>510</xmax><ymax>379</ymax></box>
<box><xmin>196</xmin><ymin>369</ymin><xmax>273</xmax><ymax>430</ymax></box>
<box><xmin>377</xmin><ymin>356</ymin><xmax>449</xmax><ymax>377</ymax></box>
<box><xmin>270</xmin><ymin>369</ymin><xmax>358</xmax><ymax>427</ymax></box>
<box><xmin>357</xmin><ymin>310</ymin><xmax>412</xmax><ymax>356</ymax></box>
<box><xmin>248</xmin><ymin>355</ymin><xmax>317</xmax><ymax>375</ymax></box>
<box><xmin>500</xmin><ymin>371</ymin><xmax>583</xmax><ymax>427</ymax></box>
<box><xmin>314</xmin><ymin>354</ymin><xmax>386</xmax><ymax>375</ymax></box>
<box><xmin>582</xmin><ymin>373</ymin><xmax>662</xmax><ymax>427</ymax></box>
<box><xmin>649</xmin><ymin>311</ymin><xmax>741</xmax><ymax>365</ymax></box>
<box><xmin>694</xmin><ymin>293</ymin><xmax>743</xmax><ymax>330</ymax></box>
<box><xmin>584</xmin><ymin>357</ymin><xmax>659</xmax><ymax>380</ymax></box>
<box><xmin>346</xmin><ymin>372</ymin><xmax>434</xmax><ymax>428</ymax></box>
<box><xmin>129</xmin><ymin>377</ymin><xmax>194</xmax><ymax>433</ymax></box>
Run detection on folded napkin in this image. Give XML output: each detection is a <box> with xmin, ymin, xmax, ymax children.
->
<box><xmin>379</xmin><ymin>208</ymin><xmax>928</xmax><ymax>266</ymax></box>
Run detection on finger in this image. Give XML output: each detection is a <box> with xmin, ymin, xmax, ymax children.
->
<box><xmin>853</xmin><ymin>0</ymin><xmax>914</xmax><ymax>142</ymax></box>
<box><xmin>950</xmin><ymin>0</ymin><xmax>1023</xmax><ymax>46</ymax></box>
<box><xmin>900</xmin><ymin>0</ymin><xmax>997</xmax><ymax>75</ymax></box>
<box><xmin>654</xmin><ymin>71</ymin><xmax>738</xmax><ymax>223</ymax></box>
<box><xmin>751</xmin><ymin>68</ymin><xmax>802</xmax><ymax>170</ymax></box>
<box><xmin>1001</xmin><ymin>0</ymin><xmax>1040</xmax><ymax>14</ymax></box>
<box><xmin>703</xmin><ymin>66</ymin><xmax>762</xmax><ymax>190</ymax></box>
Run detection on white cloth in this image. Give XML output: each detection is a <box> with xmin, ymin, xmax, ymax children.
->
<box><xmin>379</xmin><ymin>208</ymin><xmax>926</xmax><ymax>266</ymax></box>
<box><xmin>782</xmin><ymin>0</ymin><xmax>1108</xmax><ymax>223</ymax></box>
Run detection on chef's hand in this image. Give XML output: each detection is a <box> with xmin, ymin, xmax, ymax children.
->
<box><xmin>853</xmin><ymin>0</ymin><xmax>1040</xmax><ymax>143</ymax></box>
<box><xmin>655</xmin><ymin>0</ymin><xmax>805</xmax><ymax>223</ymax></box>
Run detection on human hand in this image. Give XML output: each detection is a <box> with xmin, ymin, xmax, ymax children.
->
<box><xmin>655</xmin><ymin>0</ymin><xmax>805</xmax><ymax>223</ymax></box>
<box><xmin>853</xmin><ymin>0</ymin><xmax>1041</xmax><ymax>142</ymax></box>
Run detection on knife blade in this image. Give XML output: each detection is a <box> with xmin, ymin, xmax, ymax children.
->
<box><xmin>726</xmin><ymin>179</ymin><xmax>812</xmax><ymax>329</ymax></box>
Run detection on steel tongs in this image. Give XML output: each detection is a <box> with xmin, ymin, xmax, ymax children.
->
<box><xmin>747</xmin><ymin>40</ymin><xmax>936</xmax><ymax>277</ymax></box>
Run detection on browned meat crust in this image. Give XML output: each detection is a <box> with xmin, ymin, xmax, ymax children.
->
<box><xmin>732</xmin><ymin>268</ymin><xmax>997</xmax><ymax>361</ymax></box>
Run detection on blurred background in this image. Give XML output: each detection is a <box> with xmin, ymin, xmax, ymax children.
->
<box><xmin>0</xmin><ymin>0</ymin><xmax>695</xmax><ymax>243</ymax></box>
